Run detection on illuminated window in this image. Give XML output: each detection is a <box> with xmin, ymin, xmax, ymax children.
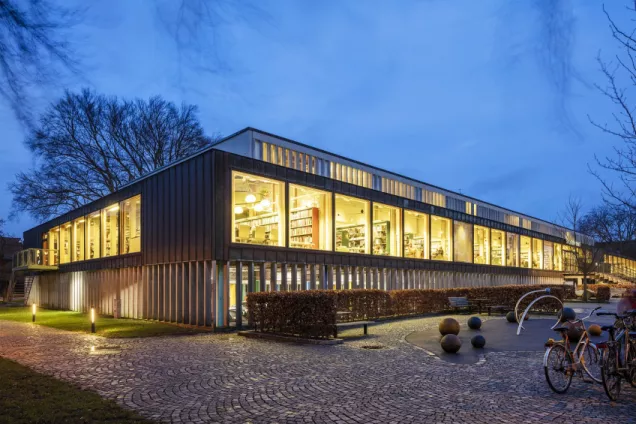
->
<box><xmin>473</xmin><ymin>225</ymin><xmax>490</xmax><ymax>265</ymax></box>
<box><xmin>86</xmin><ymin>212</ymin><xmax>101</xmax><ymax>259</ymax></box>
<box><xmin>404</xmin><ymin>210</ymin><xmax>429</xmax><ymax>259</ymax></box>
<box><xmin>520</xmin><ymin>236</ymin><xmax>531</xmax><ymax>268</ymax></box>
<box><xmin>60</xmin><ymin>222</ymin><xmax>72</xmax><ymax>264</ymax></box>
<box><xmin>335</xmin><ymin>194</ymin><xmax>369</xmax><ymax>254</ymax></box>
<box><xmin>121</xmin><ymin>195</ymin><xmax>141</xmax><ymax>254</ymax></box>
<box><xmin>373</xmin><ymin>203</ymin><xmax>401</xmax><ymax>256</ymax></box>
<box><xmin>543</xmin><ymin>241</ymin><xmax>554</xmax><ymax>270</ymax></box>
<box><xmin>491</xmin><ymin>229</ymin><xmax>505</xmax><ymax>266</ymax></box>
<box><xmin>289</xmin><ymin>184</ymin><xmax>332</xmax><ymax>250</ymax></box>
<box><xmin>431</xmin><ymin>216</ymin><xmax>452</xmax><ymax>261</ymax></box>
<box><xmin>47</xmin><ymin>227</ymin><xmax>60</xmax><ymax>265</ymax></box>
<box><xmin>73</xmin><ymin>217</ymin><xmax>85</xmax><ymax>262</ymax></box>
<box><xmin>453</xmin><ymin>221</ymin><xmax>473</xmax><ymax>263</ymax></box>
<box><xmin>232</xmin><ymin>172</ymin><xmax>285</xmax><ymax>247</ymax></box>
<box><xmin>102</xmin><ymin>204</ymin><xmax>120</xmax><ymax>257</ymax></box>
<box><xmin>506</xmin><ymin>233</ymin><xmax>519</xmax><ymax>267</ymax></box>
<box><xmin>532</xmin><ymin>239</ymin><xmax>543</xmax><ymax>269</ymax></box>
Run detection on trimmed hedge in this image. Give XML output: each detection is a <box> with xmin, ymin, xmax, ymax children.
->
<box><xmin>247</xmin><ymin>291</ymin><xmax>336</xmax><ymax>339</ymax></box>
<box><xmin>247</xmin><ymin>284</ymin><xmax>574</xmax><ymax>338</ymax></box>
<box><xmin>595</xmin><ymin>285</ymin><xmax>611</xmax><ymax>302</ymax></box>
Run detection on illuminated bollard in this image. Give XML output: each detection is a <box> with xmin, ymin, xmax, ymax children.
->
<box><xmin>32</xmin><ymin>304</ymin><xmax>36</xmax><ymax>322</ymax></box>
<box><xmin>91</xmin><ymin>307</ymin><xmax>96</xmax><ymax>333</ymax></box>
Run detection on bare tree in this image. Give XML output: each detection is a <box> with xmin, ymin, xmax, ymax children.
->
<box><xmin>9</xmin><ymin>88</ymin><xmax>216</xmax><ymax>221</ymax></box>
<box><xmin>0</xmin><ymin>0</ymin><xmax>81</xmax><ymax>127</ymax></box>
<box><xmin>579</xmin><ymin>203</ymin><xmax>636</xmax><ymax>246</ymax></box>
<box><xmin>589</xmin><ymin>4</ymin><xmax>636</xmax><ymax>210</ymax></box>
<box><xmin>558</xmin><ymin>196</ymin><xmax>604</xmax><ymax>302</ymax></box>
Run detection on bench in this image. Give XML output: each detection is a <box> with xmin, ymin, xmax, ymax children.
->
<box><xmin>333</xmin><ymin>321</ymin><xmax>374</xmax><ymax>338</ymax></box>
<box><xmin>487</xmin><ymin>305</ymin><xmax>509</xmax><ymax>316</ymax></box>
<box><xmin>448</xmin><ymin>297</ymin><xmax>475</xmax><ymax>314</ymax></box>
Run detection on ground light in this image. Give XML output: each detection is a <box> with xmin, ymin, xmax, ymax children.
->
<box><xmin>91</xmin><ymin>308</ymin><xmax>96</xmax><ymax>333</ymax></box>
<box><xmin>32</xmin><ymin>304</ymin><xmax>36</xmax><ymax>322</ymax></box>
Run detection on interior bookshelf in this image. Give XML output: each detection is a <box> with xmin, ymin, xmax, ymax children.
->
<box><xmin>290</xmin><ymin>207</ymin><xmax>319</xmax><ymax>249</ymax></box>
<box><xmin>373</xmin><ymin>220</ymin><xmax>390</xmax><ymax>255</ymax></box>
<box><xmin>336</xmin><ymin>223</ymin><xmax>366</xmax><ymax>253</ymax></box>
<box><xmin>404</xmin><ymin>233</ymin><xmax>425</xmax><ymax>258</ymax></box>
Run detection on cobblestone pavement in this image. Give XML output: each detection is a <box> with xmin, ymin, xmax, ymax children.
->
<box><xmin>1</xmin><ymin>316</ymin><xmax>635</xmax><ymax>424</ymax></box>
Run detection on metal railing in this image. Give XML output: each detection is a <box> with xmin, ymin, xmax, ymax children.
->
<box><xmin>13</xmin><ymin>248</ymin><xmax>59</xmax><ymax>270</ymax></box>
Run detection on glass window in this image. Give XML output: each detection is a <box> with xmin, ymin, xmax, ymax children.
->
<box><xmin>60</xmin><ymin>222</ymin><xmax>72</xmax><ymax>264</ymax></box>
<box><xmin>121</xmin><ymin>195</ymin><xmax>142</xmax><ymax>254</ymax></box>
<box><xmin>532</xmin><ymin>238</ymin><xmax>543</xmax><ymax>269</ymax></box>
<box><xmin>473</xmin><ymin>225</ymin><xmax>490</xmax><ymax>265</ymax></box>
<box><xmin>453</xmin><ymin>221</ymin><xmax>473</xmax><ymax>263</ymax></box>
<box><xmin>335</xmin><ymin>194</ymin><xmax>369</xmax><ymax>254</ymax></box>
<box><xmin>491</xmin><ymin>229</ymin><xmax>505</xmax><ymax>266</ymax></box>
<box><xmin>86</xmin><ymin>212</ymin><xmax>101</xmax><ymax>259</ymax></box>
<box><xmin>102</xmin><ymin>204</ymin><xmax>120</xmax><ymax>257</ymax></box>
<box><xmin>47</xmin><ymin>227</ymin><xmax>60</xmax><ymax>265</ymax></box>
<box><xmin>232</xmin><ymin>172</ymin><xmax>285</xmax><ymax>247</ymax></box>
<box><xmin>431</xmin><ymin>216</ymin><xmax>452</xmax><ymax>261</ymax></box>
<box><xmin>404</xmin><ymin>210</ymin><xmax>429</xmax><ymax>259</ymax></box>
<box><xmin>373</xmin><ymin>203</ymin><xmax>401</xmax><ymax>256</ymax></box>
<box><xmin>520</xmin><ymin>236</ymin><xmax>531</xmax><ymax>268</ymax></box>
<box><xmin>554</xmin><ymin>243</ymin><xmax>563</xmax><ymax>271</ymax></box>
<box><xmin>73</xmin><ymin>217</ymin><xmax>85</xmax><ymax>262</ymax></box>
<box><xmin>543</xmin><ymin>241</ymin><xmax>554</xmax><ymax>270</ymax></box>
<box><xmin>289</xmin><ymin>184</ymin><xmax>332</xmax><ymax>250</ymax></box>
<box><xmin>506</xmin><ymin>233</ymin><xmax>519</xmax><ymax>267</ymax></box>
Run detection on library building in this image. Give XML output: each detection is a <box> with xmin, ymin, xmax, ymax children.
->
<box><xmin>11</xmin><ymin>128</ymin><xmax>635</xmax><ymax>328</ymax></box>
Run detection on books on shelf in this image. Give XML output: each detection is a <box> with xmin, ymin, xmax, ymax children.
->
<box><xmin>290</xmin><ymin>207</ymin><xmax>319</xmax><ymax>249</ymax></box>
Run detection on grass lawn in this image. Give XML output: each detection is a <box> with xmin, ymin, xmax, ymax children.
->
<box><xmin>0</xmin><ymin>357</ymin><xmax>152</xmax><ymax>424</ymax></box>
<box><xmin>0</xmin><ymin>306</ymin><xmax>211</xmax><ymax>338</ymax></box>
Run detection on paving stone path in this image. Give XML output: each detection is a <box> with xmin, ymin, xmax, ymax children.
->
<box><xmin>1</xmin><ymin>316</ymin><xmax>635</xmax><ymax>423</ymax></box>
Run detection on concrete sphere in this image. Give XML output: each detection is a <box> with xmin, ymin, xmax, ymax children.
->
<box><xmin>588</xmin><ymin>324</ymin><xmax>602</xmax><ymax>337</ymax></box>
<box><xmin>438</xmin><ymin>318</ymin><xmax>460</xmax><ymax>336</ymax></box>
<box><xmin>467</xmin><ymin>316</ymin><xmax>482</xmax><ymax>330</ymax></box>
<box><xmin>558</xmin><ymin>307</ymin><xmax>576</xmax><ymax>323</ymax></box>
<box><xmin>506</xmin><ymin>311</ymin><xmax>517</xmax><ymax>323</ymax></box>
<box><xmin>471</xmin><ymin>335</ymin><xmax>486</xmax><ymax>349</ymax></box>
<box><xmin>441</xmin><ymin>334</ymin><xmax>462</xmax><ymax>353</ymax></box>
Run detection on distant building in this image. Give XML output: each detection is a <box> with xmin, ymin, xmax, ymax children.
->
<box><xmin>12</xmin><ymin>128</ymin><xmax>636</xmax><ymax>327</ymax></box>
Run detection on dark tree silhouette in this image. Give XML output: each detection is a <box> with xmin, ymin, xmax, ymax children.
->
<box><xmin>9</xmin><ymin>89</ymin><xmax>215</xmax><ymax>221</ymax></box>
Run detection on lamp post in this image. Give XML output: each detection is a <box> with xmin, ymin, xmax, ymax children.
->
<box><xmin>32</xmin><ymin>304</ymin><xmax>36</xmax><ymax>322</ymax></box>
<box><xmin>90</xmin><ymin>307</ymin><xmax>96</xmax><ymax>333</ymax></box>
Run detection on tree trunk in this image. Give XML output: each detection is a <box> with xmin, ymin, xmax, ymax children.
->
<box><xmin>582</xmin><ymin>275</ymin><xmax>588</xmax><ymax>303</ymax></box>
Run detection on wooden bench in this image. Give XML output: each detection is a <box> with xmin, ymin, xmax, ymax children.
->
<box><xmin>448</xmin><ymin>297</ymin><xmax>475</xmax><ymax>314</ymax></box>
<box><xmin>487</xmin><ymin>305</ymin><xmax>509</xmax><ymax>316</ymax></box>
<box><xmin>333</xmin><ymin>321</ymin><xmax>374</xmax><ymax>338</ymax></box>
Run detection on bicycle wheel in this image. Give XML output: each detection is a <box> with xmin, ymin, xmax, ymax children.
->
<box><xmin>601</xmin><ymin>345</ymin><xmax>622</xmax><ymax>401</ymax></box>
<box><xmin>580</xmin><ymin>343</ymin><xmax>602</xmax><ymax>383</ymax></box>
<box><xmin>628</xmin><ymin>340</ymin><xmax>636</xmax><ymax>388</ymax></box>
<box><xmin>544</xmin><ymin>344</ymin><xmax>573</xmax><ymax>394</ymax></box>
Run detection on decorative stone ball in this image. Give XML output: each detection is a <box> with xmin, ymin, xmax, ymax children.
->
<box><xmin>467</xmin><ymin>316</ymin><xmax>482</xmax><ymax>330</ymax></box>
<box><xmin>558</xmin><ymin>307</ymin><xmax>576</xmax><ymax>323</ymax></box>
<box><xmin>565</xmin><ymin>321</ymin><xmax>585</xmax><ymax>342</ymax></box>
<box><xmin>588</xmin><ymin>324</ymin><xmax>602</xmax><ymax>337</ymax></box>
<box><xmin>471</xmin><ymin>335</ymin><xmax>486</xmax><ymax>349</ymax></box>
<box><xmin>440</xmin><ymin>334</ymin><xmax>462</xmax><ymax>353</ymax></box>
<box><xmin>438</xmin><ymin>318</ymin><xmax>460</xmax><ymax>336</ymax></box>
<box><xmin>506</xmin><ymin>311</ymin><xmax>517</xmax><ymax>323</ymax></box>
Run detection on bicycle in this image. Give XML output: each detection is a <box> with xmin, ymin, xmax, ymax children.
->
<box><xmin>543</xmin><ymin>306</ymin><xmax>603</xmax><ymax>394</ymax></box>
<box><xmin>596</xmin><ymin>309</ymin><xmax>636</xmax><ymax>401</ymax></box>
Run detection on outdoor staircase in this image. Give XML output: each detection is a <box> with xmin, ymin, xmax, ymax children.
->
<box><xmin>6</xmin><ymin>273</ymin><xmax>35</xmax><ymax>304</ymax></box>
<box><xmin>592</xmin><ymin>271</ymin><xmax>634</xmax><ymax>286</ymax></box>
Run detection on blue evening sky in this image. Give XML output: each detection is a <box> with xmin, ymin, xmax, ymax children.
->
<box><xmin>0</xmin><ymin>1</ymin><xmax>631</xmax><ymax>236</ymax></box>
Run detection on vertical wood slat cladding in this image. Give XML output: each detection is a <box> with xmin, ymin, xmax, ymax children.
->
<box><xmin>29</xmin><ymin>261</ymin><xmax>215</xmax><ymax>326</ymax></box>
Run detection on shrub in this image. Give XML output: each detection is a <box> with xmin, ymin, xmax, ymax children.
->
<box><xmin>247</xmin><ymin>291</ymin><xmax>336</xmax><ymax>339</ymax></box>
<box><xmin>334</xmin><ymin>289</ymin><xmax>390</xmax><ymax>320</ymax></box>
<box><xmin>595</xmin><ymin>285</ymin><xmax>611</xmax><ymax>302</ymax></box>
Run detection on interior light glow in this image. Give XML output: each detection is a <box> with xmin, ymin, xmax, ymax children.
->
<box><xmin>234</xmin><ymin>206</ymin><xmax>244</xmax><ymax>214</ymax></box>
<box><xmin>245</xmin><ymin>194</ymin><xmax>257</xmax><ymax>203</ymax></box>
<box><xmin>260</xmin><ymin>198</ymin><xmax>271</xmax><ymax>208</ymax></box>
<box><xmin>107</xmin><ymin>205</ymin><xmax>120</xmax><ymax>212</ymax></box>
<box><xmin>254</xmin><ymin>203</ymin><xmax>263</xmax><ymax>212</ymax></box>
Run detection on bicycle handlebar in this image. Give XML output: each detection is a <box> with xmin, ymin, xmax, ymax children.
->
<box><xmin>580</xmin><ymin>306</ymin><xmax>602</xmax><ymax>321</ymax></box>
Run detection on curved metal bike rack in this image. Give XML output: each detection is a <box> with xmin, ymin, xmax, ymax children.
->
<box><xmin>515</xmin><ymin>288</ymin><xmax>563</xmax><ymax>336</ymax></box>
